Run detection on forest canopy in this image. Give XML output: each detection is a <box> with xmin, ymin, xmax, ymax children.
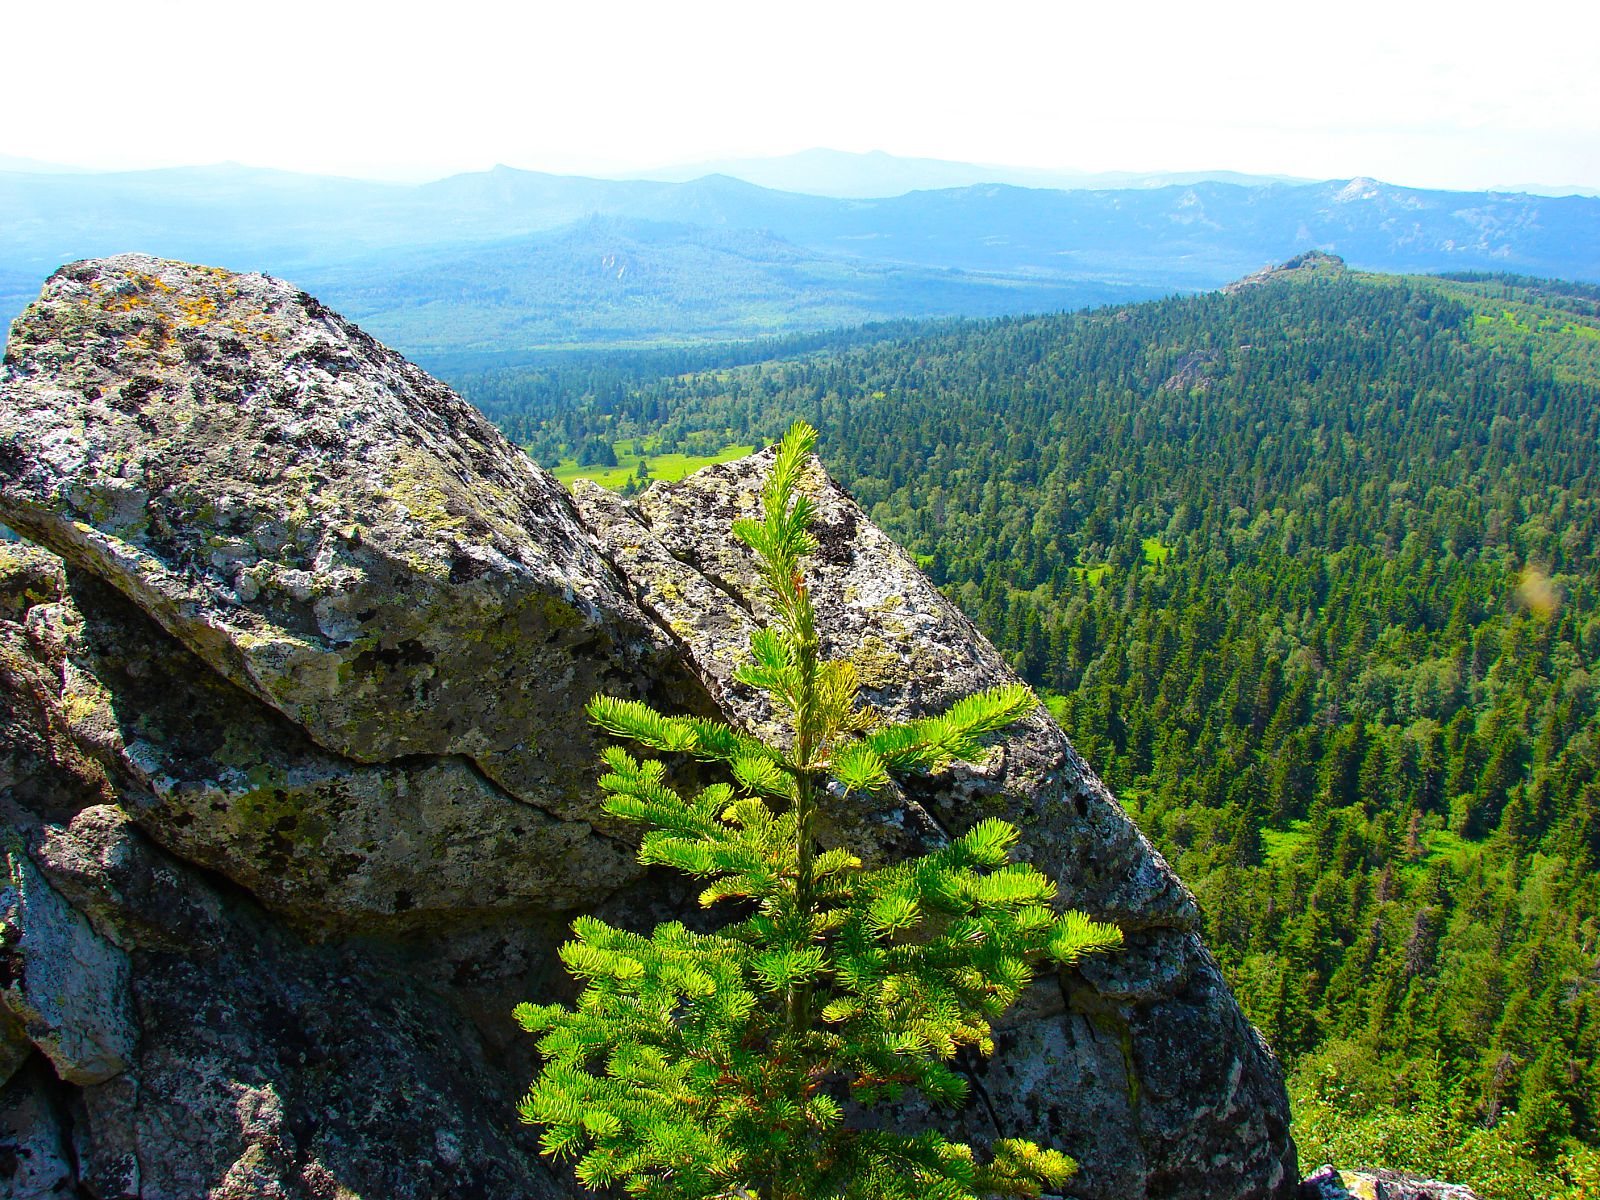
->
<box><xmin>451</xmin><ymin>267</ymin><xmax>1600</xmax><ymax>1198</ymax></box>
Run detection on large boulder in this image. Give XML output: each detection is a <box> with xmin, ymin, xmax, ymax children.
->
<box><xmin>0</xmin><ymin>256</ymin><xmax>1297</xmax><ymax>1198</ymax></box>
<box><xmin>0</xmin><ymin>255</ymin><xmax>680</xmax><ymax>807</ymax></box>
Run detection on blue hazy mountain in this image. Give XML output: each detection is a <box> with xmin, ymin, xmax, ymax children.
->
<box><xmin>622</xmin><ymin>147</ymin><xmax>1312</xmax><ymax>198</ymax></box>
<box><xmin>0</xmin><ymin>154</ymin><xmax>93</xmax><ymax>174</ymax></box>
<box><xmin>3</xmin><ymin>162</ymin><xmax>1597</xmax><ymax>353</ymax></box>
<box><xmin>311</xmin><ymin>216</ymin><xmax>1158</xmax><ymax>356</ymax></box>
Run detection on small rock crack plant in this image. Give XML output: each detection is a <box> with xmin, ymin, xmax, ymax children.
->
<box><xmin>515</xmin><ymin>422</ymin><xmax>1122</xmax><ymax>1200</ymax></box>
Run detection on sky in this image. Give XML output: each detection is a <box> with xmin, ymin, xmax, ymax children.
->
<box><xmin>5</xmin><ymin>0</ymin><xmax>1599</xmax><ymax>192</ymax></box>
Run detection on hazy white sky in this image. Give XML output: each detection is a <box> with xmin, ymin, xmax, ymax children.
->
<box><xmin>5</xmin><ymin>0</ymin><xmax>1598</xmax><ymax>190</ymax></box>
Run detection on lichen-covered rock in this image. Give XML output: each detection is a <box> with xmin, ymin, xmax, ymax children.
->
<box><xmin>70</xmin><ymin>1072</ymin><xmax>141</xmax><ymax>1199</ymax></box>
<box><xmin>29</xmin><ymin>571</ymin><xmax>640</xmax><ymax>933</ymax></box>
<box><xmin>0</xmin><ymin>848</ymin><xmax>136</xmax><ymax>1086</ymax></box>
<box><xmin>0</xmin><ymin>548</ymin><xmax>120</xmax><ymax>827</ymax></box>
<box><xmin>0</xmin><ymin>254</ymin><xmax>677</xmax><ymax>811</ymax></box>
<box><xmin>0</xmin><ymin>257</ymin><xmax>1296</xmax><ymax>1199</ymax></box>
<box><xmin>1301</xmin><ymin>1164</ymin><xmax>1484</xmax><ymax>1200</ymax></box>
<box><xmin>0</xmin><ymin>542</ymin><xmax>64</xmax><ymax>624</ymax></box>
<box><xmin>0</xmin><ymin>257</ymin><xmax>680</xmax><ymax>934</ymax></box>
<box><xmin>33</xmin><ymin>805</ymin><xmax>566</xmax><ymax>1200</ymax></box>
<box><xmin>32</xmin><ymin>805</ymin><xmax>227</xmax><ymax>954</ymax></box>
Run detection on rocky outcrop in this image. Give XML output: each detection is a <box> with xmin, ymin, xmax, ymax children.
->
<box><xmin>1301</xmin><ymin>1165</ymin><xmax>1483</xmax><ymax>1200</ymax></box>
<box><xmin>1221</xmin><ymin>250</ymin><xmax>1347</xmax><ymax>294</ymax></box>
<box><xmin>0</xmin><ymin>255</ymin><xmax>1297</xmax><ymax>1198</ymax></box>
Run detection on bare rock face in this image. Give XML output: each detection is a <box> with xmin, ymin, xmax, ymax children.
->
<box><xmin>0</xmin><ymin>256</ymin><xmax>1297</xmax><ymax>1198</ymax></box>
<box><xmin>1221</xmin><ymin>250</ymin><xmax>1347</xmax><ymax>295</ymax></box>
<box><xmin>0</xmin><ymin>1060</ymin><xmax>76</xmax><ymax>1198</ymax></box>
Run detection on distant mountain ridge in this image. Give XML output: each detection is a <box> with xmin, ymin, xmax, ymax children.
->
<box><xmin>616</xmin><ymin>147</ymin><xmax>1314</xmax><ymax>198</ymax></box>
<box><xmin>309</xmin><ymin>216</ymin><xmax>1151</xmax><ymax>354</ymax></box>
<box><xmin>3</xmin><ymin>160</ymin><xmax>1597</xmax><ymax>354</ymax></box>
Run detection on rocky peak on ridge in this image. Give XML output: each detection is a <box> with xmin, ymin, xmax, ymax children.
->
<box><xmin>0</xmin><ymin>256</ymin><xmax>1297</xmax><ymax>1198</ymax></box>
<box><xmin>1222</xmin><ymin>250</ymin><xmax>1348</xmax><ymax>294</ymax></box>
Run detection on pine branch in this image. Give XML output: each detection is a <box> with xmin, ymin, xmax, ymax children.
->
<box><xmin>518</xmin><ymin>419</ymin><xmax>1122</xmax><ymax>1199</ymax></box>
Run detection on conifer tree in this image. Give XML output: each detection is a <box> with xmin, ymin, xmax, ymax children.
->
<box><xmin>515</xmin><ymin>421</ymin><xmax>1123</xmax><ymax>1200</ymax></box>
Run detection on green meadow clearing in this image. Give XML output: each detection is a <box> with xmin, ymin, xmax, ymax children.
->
<box><xmin>546</xmin><ymin>440</ymin><xmax>757</xmax><ymax>489</ymax></box>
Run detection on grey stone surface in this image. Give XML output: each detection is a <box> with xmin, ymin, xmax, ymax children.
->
<box><xmin>37</xmin><ymin>572</ymin><xmax>641</xmax><ymax>934</ymax></box>
<box><xmin>0</xmin><ymin>1059</ymin><xmax>76</xmax><ymax>1199</ymax></box>
<box><xmin>0</xmin><ymin>254</ymin><xmax>678</xmax><ymax>810</ymax></box>
<box><xmin>0</xmin><ymin>846</ymin><xmax>136</xmax><ymax>1086</ymax></box>
<box><xmin>0</xmin><ymin>256</ymin><xmax>1299</xmax><ymax>1198</ymax></box>
<box><xmin>22</xmin><ymin>784</ymin><xmax>566</xmax><ymax>1200</ymax></box>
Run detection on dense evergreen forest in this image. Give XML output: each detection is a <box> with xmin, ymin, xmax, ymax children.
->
<box><xmin>448</xmin><ymin>263</ymin><xmax>1600</xmax><ymax>1198</ymax></box>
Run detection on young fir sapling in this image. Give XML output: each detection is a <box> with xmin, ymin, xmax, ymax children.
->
<box><xmin>514</xmin><ymin>421</ymin><xmax>1123</xmax><ymax>1200</ymax></box>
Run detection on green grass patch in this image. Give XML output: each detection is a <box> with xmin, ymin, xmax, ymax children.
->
<box><xmin>1394</xmin><ymin>827</ymin><xmax>1486</xmax><ymax>884</ymax></box>
<box><xmin>1419</xmin><ymin>828</ymin><xmax>1480</xmax><ymax>867</ymax></box>
<box><xmin>1417</xmin><ymin>278</ymin><xmax>1600</xmax><ymax>386</ymax></box>
<box><xmin>1262</xmin><ymin>821</ymin><xmax>1310</xmax><ymax>868</ymax></box>
<box><xmin>548</xmin><ymin>442</ymin><xmax>756</xmax><ymax>490</ymax></box>
<box><xmin>1068</xmin><ymin>538</ymin><xmax>1166</xmax><ymax>585</ymax></box>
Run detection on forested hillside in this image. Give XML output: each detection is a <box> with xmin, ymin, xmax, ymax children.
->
<box><xmin>449</xmin><ymin>264</ymin><xmax>1600</xmax><ymax>1198</ymax></box>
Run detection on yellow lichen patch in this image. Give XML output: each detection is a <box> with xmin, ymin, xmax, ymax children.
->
<box><xmin>124</xmin><ymin>320</ymin><xmax>174</xmax><ymax>356</ymax></box>
<box><xmin>400</xmin><ymin>550</ymin><xmax>450</xmax><ymax>581</ymax></box>
<box><xmin>224</xmin><ymin>315</ymin><xmax>278</xmax><ymax>345</ymax></box>
<box><xmin>392</xmin><ymin>445</ymin><xmax>470</xmax><ymax>535</ymax></box>
<box><xmin>97</xmin><ymin>272</ymin><xmax>175</xmax><ymax>314</ymax></box>
<box><xmin>58</xmin><ymin>688</ymin><xmax>110</xmax><ymax>729</ymax></box>
<box><xmin>99</xmin><ymin>292</ymin><xmax>148</xmax><ymax>315</ymax></box>
<box><xmin>849</xmin><ymin>634</ymin><xmax>903</xmax><ymax>691</ymax></box>
<box><xmin>175</xmin><ymin>294</ymin><xmax>218</xmax><ymax>327</ymax></box>
<box><xmin>402</xmin><ymin>484</ymin><xmax>466</xmax><ymax>533</ymax></box>
<box><xmin>541</xmin><ymin>596</ymin><xmax>585</xmax><ymax>632</ymax></box>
